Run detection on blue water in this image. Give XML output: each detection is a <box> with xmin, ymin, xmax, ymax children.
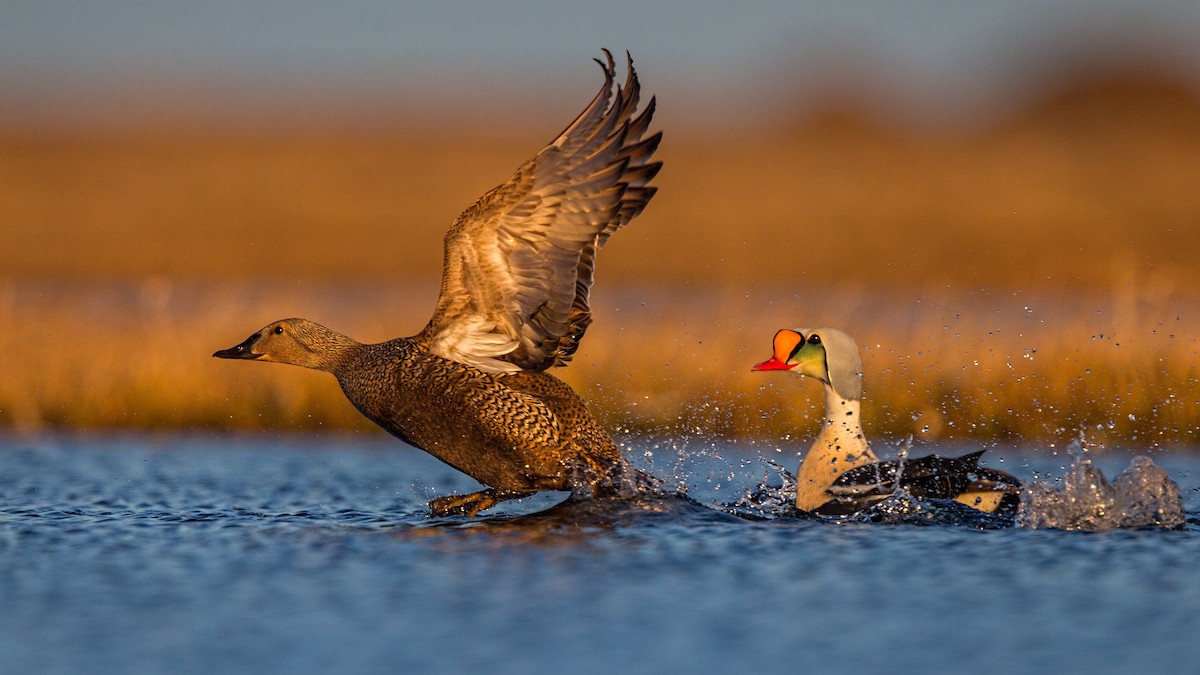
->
<box><xmin>2</xmin><ymin>434</ymin><xmax>1199</xmax><ymax>674</ymax></box>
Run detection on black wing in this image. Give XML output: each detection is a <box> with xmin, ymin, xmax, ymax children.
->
<box><xmin>813</xmin><ymin>450</ymin><xmax>1021</xmax><ymax>516</ymax></box>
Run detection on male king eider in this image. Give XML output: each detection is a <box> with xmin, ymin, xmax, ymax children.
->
<box><xmin>752</xmin><ymin>327</ymin><xmax>1020</xmax><ymax>516</ymax></box>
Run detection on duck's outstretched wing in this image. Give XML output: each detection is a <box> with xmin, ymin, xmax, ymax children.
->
<box><xmin>816</xmin><ymin>450</ymin><xmax>1022</xmax><ymax>516</ymax></box>
<box><xmin>416</xmin><ymin>50</ymin><xmax>662</xmax><ymax>373</ymax></box>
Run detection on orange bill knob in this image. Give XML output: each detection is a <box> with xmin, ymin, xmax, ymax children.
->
<box><xmin>752</xmin><ymin>329</ymin><xmax>802</xmax><ymax>371</ymax></box>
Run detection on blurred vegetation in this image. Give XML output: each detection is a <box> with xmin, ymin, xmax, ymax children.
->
<box><xmin>1</xmin><ymin>279</ymin><xmax>1196</xmax><ymax>449</ymax></box>
<box><xmin>1</xmin><ymin>72</ymin><xmax>1198</xmax><ymax>448</ymax></box>
<box><xmin>4</xmin><ymin>74</ymin><xmax>1199</xmax><ymax>289</ymax></box>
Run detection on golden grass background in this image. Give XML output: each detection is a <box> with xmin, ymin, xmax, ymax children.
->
<box><xmin>2</xmin><ymin>74</ymin><xmax>1199</xmax><ymax>448</ymax></box>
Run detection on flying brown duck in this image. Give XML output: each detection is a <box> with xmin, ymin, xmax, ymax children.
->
<box><xmin>215</xmin><ymin>51</ymin><xmax>662</xmax><ymax>517</ymax></box>
<box><xmin>752</xmin><ymin>327</ymin><xmax>1021</xmax><ymax>517</ymax></box>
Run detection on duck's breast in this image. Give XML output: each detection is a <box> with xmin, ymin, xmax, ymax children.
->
<box><xmin>337</xmin><ymin>344</ymin><xmax>612</xmax><ymax>491</ymax></box>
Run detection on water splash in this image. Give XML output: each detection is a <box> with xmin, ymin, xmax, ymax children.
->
<box><xmin>1017</xmin><ymin>435</ymin><xmax>1185</xmax><ymax>530</ymax></box>
<box><xmin>728</xmin><ymin>458</ymin><xmax>797</xmax><ymax>519</ymax></box>
<box><xmin>846</xmin><ymin>493</ymin><xmax>1015</xmax><ymax>529</ymax></box>
<box><xmin>625</xmin><ymin>432</ymin><xmax>1186</xmax><ymax>530</ymax></box>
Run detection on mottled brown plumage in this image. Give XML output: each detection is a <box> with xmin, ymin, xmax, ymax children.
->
<box><xmin>417</xmin><ymin>50</ymin><xmax>660</xmax><ymax>374</ymax></box>
<box><xmin>214</xmin><ymin>52</ymin><xmax>661</xmax><ymax>516</ymax></box>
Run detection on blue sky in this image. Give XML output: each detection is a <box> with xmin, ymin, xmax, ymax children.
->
<box><xmin>3</xmin><ymin>1</ymin><xmax>1200</xmax><ymax>130</ymax></box>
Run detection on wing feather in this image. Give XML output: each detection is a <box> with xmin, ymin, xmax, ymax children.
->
<box><xmin>417</xmin><ymin>50</ymin><xmax>662</xmax><ymax>373</ymax></box>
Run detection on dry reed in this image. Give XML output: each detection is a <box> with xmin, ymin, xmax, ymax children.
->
<box><xmin>1</xmin><ymin>279</ymin><xmax>1196</xmax><ymax>450</ymax></box>
<box><xmin>2</xmin><ymin>76</ymin><xmax>1199</xmax><ymax>448</ymax></box>
<box><xmin>3</xmin><ymin>76</ymin><xmax>1200</xmax><ymax>291</ymax></box>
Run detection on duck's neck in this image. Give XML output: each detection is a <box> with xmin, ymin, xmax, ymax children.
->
<box><xmin>316</xmin><ymin>337</ymin><xmax>363</xmax><ymax>373</ymax></box>
<box><xmin>301</xmin><ymin>328</ymin><xmax>365</xmax><ymax>374</ymax></box>
<box><xmin>795</xmin><ymin>382</ymin><xmax>877</xmax><ymax>512</ymax></box>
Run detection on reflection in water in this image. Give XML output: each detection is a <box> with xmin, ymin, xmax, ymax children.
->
<box><xmin>404</xmin><ymin>492</ymin><xmax>757</xmax><ymax>546</ymax></box>
<box><xmin>405</xmin><ymin>439</ymin><xmax>1190</xmax><ymax>533</ymax></box>
<box><xmin>694</xmin><ymin>439</ymin><xmax>1184</xmax><ymax>531</ymax></box>
<box><xmin>3</xmin><ymin>436</ymin><xmax>1199</xmax><ymax>675</ymax></box>
<box><xmin>399</xmin><ymin>442</ymin><xmax>1186</xmax><ymax>538</ymax></box>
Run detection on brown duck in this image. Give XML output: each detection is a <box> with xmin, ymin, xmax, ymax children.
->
<box><xmin>215</xmin><ymin>51</ymin><xmax>662</xmax><ymax>517</ymax></box>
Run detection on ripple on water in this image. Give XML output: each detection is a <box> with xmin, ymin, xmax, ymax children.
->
<box><xmin>2</xmin><ymin>435</ymin><xmax>1199</xmax><ymax>675</ymax></box>
<box><xmin>681</xmin><ymin>438</ymin><xmax>1186</xmax><ymax>531</ymax></box>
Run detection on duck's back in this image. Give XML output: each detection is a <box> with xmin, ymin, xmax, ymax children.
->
<box><xmin>334</xmin><ymin>339</ymin><xmax>621</xmax><ymax>493</ymax></box>
<box><xmin>820</xmin><ymin>450</ymin><xmax>1022</xmax><ymax>516</ymax></box>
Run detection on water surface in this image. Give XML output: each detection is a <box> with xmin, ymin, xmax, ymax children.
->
<box><xmin>2</xmin><ymin>434</ymin><xmax>1198</xmax><ymax>674</ymax></box>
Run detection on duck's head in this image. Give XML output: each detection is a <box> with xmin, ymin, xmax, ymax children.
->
<box><xmin>213</xmin><ymin>318</ymin><xmax>353</xmax><ymax>372</ymax></box>
<box><xmin>752</xmin><ymin>327</ymin><xmax>863</xmax><ymax>401</ymax></box>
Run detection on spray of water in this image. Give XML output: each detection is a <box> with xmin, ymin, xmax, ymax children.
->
<box><xmin>1017</xmin><ymin>434</ymin><xmax>1185</xmax><ymax>530</ymax></box>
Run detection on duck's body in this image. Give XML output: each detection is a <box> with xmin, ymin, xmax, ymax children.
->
<box><xmin>821</xmin><ymin>450</ymin><xmax>1020</xmax><ymax>516</ymax></box>
<box><xmin>753</xmin><ymin>327</ymin><xmax>1020</xmax><ymax>516</ymax></box>
<box><xmin>215</xmin><ymin>52</ymin><xmax>661</xmax><ymax>516</ymax></box>
<box><xmin>335</xmin><ymin>336</ymin><xmax>628</xmax><ymax>496</ymax></box>
<box><xmin>791</xmin><ymin>377</ymin><xmax>877</xmax><ymax>512</ymax></box>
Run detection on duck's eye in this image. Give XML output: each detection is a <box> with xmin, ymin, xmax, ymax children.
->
<box><xmin>807</xmin><ymin>334</ymin><xmax>822</xmax><ymax>346</ymax></box>
<box><xmin>273</xmin><ymin>326</ymin><xmax>284</xmax><ymax>335</ymax></box>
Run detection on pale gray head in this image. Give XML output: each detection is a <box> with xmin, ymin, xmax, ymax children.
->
<box><xmin>213</xmin><ymin>318</ymin><xmax>358</xmax><ymax>372</ymax></box>
<box><xmin>751</xmin><ymin>327</ymin><xmax>864</xmax><ymax>401</ymax></box>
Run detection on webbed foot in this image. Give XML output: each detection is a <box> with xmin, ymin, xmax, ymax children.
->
<box><xmin>428</xmin><ymin>488</ymin><xmax>532</xmax><ymax>517</ymax></box>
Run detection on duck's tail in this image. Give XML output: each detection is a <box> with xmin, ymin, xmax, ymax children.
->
<box><xmin>577</xmin><ymin>455</ymin><xmax>662</xmax><ymax>500</ymax></box>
